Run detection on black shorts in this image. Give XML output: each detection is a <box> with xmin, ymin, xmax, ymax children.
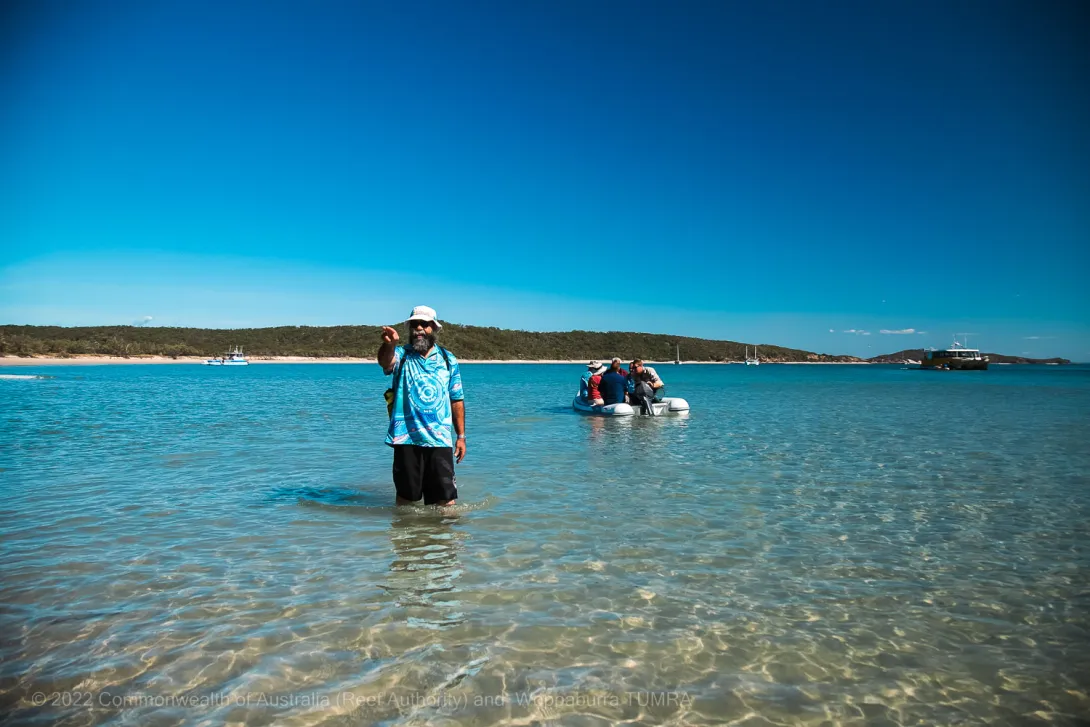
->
<box><xmin>392</xmin><ymin>445</ymin><xmax>458</xmax><ymax>504</ymax></box>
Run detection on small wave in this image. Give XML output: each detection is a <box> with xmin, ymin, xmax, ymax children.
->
<box><xmin>0</xmin><ymin>374</ymin><xmax>53</xmax><ymax>380</ymax></box>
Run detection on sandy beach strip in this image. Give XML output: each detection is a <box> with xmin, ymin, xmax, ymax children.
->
<box><xmin>1</xmin><ymin>355</ymin><xmax>873</xmax><ymax>366</ymax></box>
<box><xmin>0</xmin><ymin>355</ymin><xmax>373</xmax><ymax>366</ymax></box>
<box><xmin>1</xmin><ymin>356</ymin><xmax>593</xmax><ymax>366</ymax></box>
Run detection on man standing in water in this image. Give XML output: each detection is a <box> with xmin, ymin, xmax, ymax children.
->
<box><xmin>378</xmin><ymin>305</ymin><xmax>465</xmax><ymax>506</ymax></box>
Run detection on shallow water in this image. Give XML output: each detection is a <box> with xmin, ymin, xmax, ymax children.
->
<box><xmin>2</xmin><ymin>362</ymin><xmax>1089</xmax><ymax>725</ymax></box>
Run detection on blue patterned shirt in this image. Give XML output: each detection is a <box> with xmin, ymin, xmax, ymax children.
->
<box><xmin>385</xmin><ymin>345</ymin><xmax>464</xmax><ymax>448</ymax></box>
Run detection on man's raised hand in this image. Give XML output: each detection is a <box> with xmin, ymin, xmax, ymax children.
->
<box><xmin>382</xmin><ymin>326</ymin><xmax>400</xmax><ymax>344</ymax></box>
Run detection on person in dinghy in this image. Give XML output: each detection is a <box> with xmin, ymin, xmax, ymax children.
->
<box><xmin>578</xmin><ymin>361</ymin><xmax>608</xmax><ymax>406</ymax></box>
<box><xmin>628</xmin><ymin>359</ymin><xmax>666</xmax><ymax>416</ymax></box>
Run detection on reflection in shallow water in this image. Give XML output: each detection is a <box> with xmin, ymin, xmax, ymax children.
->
<box><xmin>384</xmin><ymin>513</ymin><xmax>466</xmax><ymax>630</ymax></box>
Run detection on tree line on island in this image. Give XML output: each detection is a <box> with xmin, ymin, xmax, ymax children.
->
<box><xmin>0</xmin><ymin>325</ymin><xmax>1070</xmax><ymax>364</ymax></box>
<box><xmin>0</xmin><ymin>324</ymin><xmax>852</xmax><ymax>362</ymax></box>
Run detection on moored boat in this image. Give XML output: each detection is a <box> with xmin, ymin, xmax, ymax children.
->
<box><xmin>920</xmin><ymin>339</ymin><xmax>988</xmax><ymax>370</ymax></box>
<box><xmin>203</xmin><ymin>347</ymin><xmax>249</xmax><ymax>366</ymax></box>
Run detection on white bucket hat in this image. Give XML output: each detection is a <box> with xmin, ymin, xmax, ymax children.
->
<box><xmin>406</xmin><ymin>305</ymin><xmax>442</xmax><ymax>330</ymax></box>
<box><xmin>587</xmin><ymin>360</ymin><xmax>607</xmax><ymax>375</ymax></box>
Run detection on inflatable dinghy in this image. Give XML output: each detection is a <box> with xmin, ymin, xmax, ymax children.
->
<box><xmin>572</xmin><ymin>396</ymin><xmax>690</xmax><ymax>416</ymax></box>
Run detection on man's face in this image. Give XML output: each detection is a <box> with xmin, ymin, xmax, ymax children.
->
<box><xmin>407</xmin><ymin>320</ymin><xmax>436</xmax><ymax>354</ymax></box>
<box><xmin>632</xmin><ymin>363</ymin><xmax>644</xmax><ymax>375</ymax></box>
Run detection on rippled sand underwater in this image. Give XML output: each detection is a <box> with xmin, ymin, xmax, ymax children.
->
<box><xmin>2</xmin><ymin>363</ymin><xmax>1089</xmax><ymax>725</ymax></box>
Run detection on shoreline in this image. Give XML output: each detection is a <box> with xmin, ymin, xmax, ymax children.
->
<box><xmin>1</xmin><ymin>355</ymin><xmax>873</xmax><ymax>366</ymax></box>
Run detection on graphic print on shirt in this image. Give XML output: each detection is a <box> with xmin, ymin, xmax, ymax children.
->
<box><xmin>385</xmin><ymin>345</ymin><xmax>463</xmax><ymax>448</ymax></box>
<box><xmin>408</xmin><ymin>369</ymin><xmax>444</xmax><ymax>413</ymax></box>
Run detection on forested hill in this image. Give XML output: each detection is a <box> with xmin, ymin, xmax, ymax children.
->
<box><xmin>0</xmin><ymin>324</ymin><xmax>862</xmax><ymax>362</ymax></box>
<box><xmin>867</xmin><ymin>349</ymin><xmax>1071</xmax><ymax>365</ymax></box>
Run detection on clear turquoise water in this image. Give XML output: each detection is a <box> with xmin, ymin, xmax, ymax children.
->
<box><xmin>2</xmin><ymin>362</ymin><xmax>1089</xmax><ymax>726</ymax></box>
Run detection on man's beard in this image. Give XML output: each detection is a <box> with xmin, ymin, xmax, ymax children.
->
<box><xmin>410</xmin><ymin>331</ymin><xmax>436</xmax><ymax>354</ymax></box>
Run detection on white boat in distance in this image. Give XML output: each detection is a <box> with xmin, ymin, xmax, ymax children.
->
<box><xmin>745</xmin><ymin>346</ymin><xmax>760</xmax><ymax>366</ymax></box>
<box><xmin>203</xmin><ymin>347</ymin><xmax>249</xmax><ymax>366</ymax></box>
<box><xmin>920</xmin><ymin>337</ymin><xmax>987</xmax><ymax>371</ymax></box>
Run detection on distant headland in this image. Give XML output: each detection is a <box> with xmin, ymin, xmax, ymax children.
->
<box><xmin>0</xmin><ymin>324</ymin><xmax>1071</xmax><ymax>365</ymax></box>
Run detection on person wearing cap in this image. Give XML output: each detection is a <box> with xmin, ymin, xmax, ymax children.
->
<box><xmin>598</xmin><ymin>358</ymin><xmax>628</xmax><ymax>406</ymax></box>
<box><xmin>378</xmin><ymin>305</ymin><xmax>465</xmax><ymax>506</ymax></box>
<box><xmin>580</xmin><ymin>361</ymin><xmax>608</xmax><ymax>406</ymax></box>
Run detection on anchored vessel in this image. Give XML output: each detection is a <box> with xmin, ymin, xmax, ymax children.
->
<box><xmin>745</xmin><ymin>346</ymin><xmax>760</xmax><ymax>366</ymax></box>
<box><xmin>203</xmin><ymin>347</ymin><xmax>249</xmax><ymax>366</ymax></box>
<box><xmin>920</xmin><ymin>339</ymin><xmax>988</xmax><ymax>370</ymax></box>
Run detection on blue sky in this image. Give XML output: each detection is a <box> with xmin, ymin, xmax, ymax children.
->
<box><xmin>2</xmin><ymin>0</ymin><xmax>1087</xmax><ymax>359</ymax></box>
